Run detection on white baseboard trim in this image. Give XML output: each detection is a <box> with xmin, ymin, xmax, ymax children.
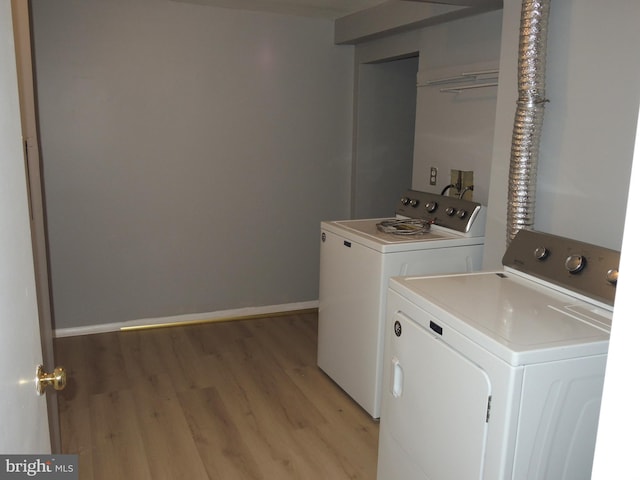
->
<box><xmin>53</xmin><ymin>300</ymin><xmax>319</xmax><ymax>338</ymax></box>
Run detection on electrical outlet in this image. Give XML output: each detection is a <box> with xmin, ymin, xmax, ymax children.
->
<box><xmin>429</xmin><ymin>167</ymin><xmax>438</xmax><ymax>186</ymax></box>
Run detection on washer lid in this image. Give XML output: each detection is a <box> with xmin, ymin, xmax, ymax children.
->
<box><xmin>389</xmin><ymin>271</ymin><xmax>611</xmax><ymax>365</ymax></box>
<box><xmin>321</xmin><ymin>218</ymin><xmax>484</xmax><ymax>253</ymax></box>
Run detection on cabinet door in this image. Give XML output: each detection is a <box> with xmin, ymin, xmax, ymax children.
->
<box><xmin>380</xmin><ymin>311</ymin><xmax>491</xmax><ymax>480</ymax></box>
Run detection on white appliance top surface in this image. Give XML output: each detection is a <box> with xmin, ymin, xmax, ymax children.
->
<box><xmin>390</xmin><ymin>271</ymin><xmax>612</xmax><ymax>365</ymax></box>
<box><xmin>322</xmin><ymin>218</ymin><xmax>484</xmax><ymax>253</ymax></box>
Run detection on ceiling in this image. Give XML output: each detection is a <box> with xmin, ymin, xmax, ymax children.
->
<box><xmin>169</xmin><ymin>0</ymin><xmax>492</xmax><ymax>19</ymax></box>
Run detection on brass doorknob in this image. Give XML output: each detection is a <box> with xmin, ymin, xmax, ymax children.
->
<box><xmin>36</xmin><ymin>365</ymin><xmax>66</xmax><ymax>395</ymax></box>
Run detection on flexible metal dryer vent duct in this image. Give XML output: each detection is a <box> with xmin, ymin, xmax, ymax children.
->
<box><xmin>506</xmin><ymin>0</ymin><xmax>551</xmax><ymax>245</ymax></box>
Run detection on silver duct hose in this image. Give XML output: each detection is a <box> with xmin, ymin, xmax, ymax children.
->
<box><xmin>506</xmin><ymin>0</ymin><xmax>551</xmax><ymax>244</ymax></box>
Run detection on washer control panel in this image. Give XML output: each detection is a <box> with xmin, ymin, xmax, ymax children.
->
<box><xmin>396</xmin><ymin>189</ymin><xmax>485</xmax><ymax>235</ymax></box>
<box><xmin>502</xmin><ymin>229</ymin><xmax>620</xmax><ymax>306</ymax></box>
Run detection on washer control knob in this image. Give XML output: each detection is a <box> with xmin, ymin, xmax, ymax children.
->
<box><xmin>409</xmin><ymin>199</ymin><xmax>419</xmax><ymax>207</ymax></box>
<box><xmin>445</xmin><ymin>206</ymin><xmax>456</xmax><ymax>216</ymax></box>
<box><xmin>565</xmin><ymin>254</ymin><xmax>586</xmax><ymax>274</ymax></box>
<box><xmin>606</xmin><ymin>268</ymin><xmax>619</xmax><ymax>285</ymax></box>
<box><xmin>400</xmin><ymin>197</ymin><xmax>410</xmax><ymax>206</ymax></box>
<box><xmin>456</xmin><ymin>209</ymin><xmax>468</xmax><ymax>219</ymax></box>
<box><xmin>425</xmin><ymin>201</ymin><xmax>438</xmax><ymax>213</ymax></box>
<box><xmin>534</xmin><ymin>246</ymin><xmax>549</xmax><ymax>260</ymax></box>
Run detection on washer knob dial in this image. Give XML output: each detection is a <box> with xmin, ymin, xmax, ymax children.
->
<box><xmin>565</xmin><ymin>254</ymin><xmax>586</xmax><ymax>274</ymax></box>
<box><xmin>456</xmin><ymin>209</ymin><xmax>468</xmax><ymax>219</ymax></box>
<box><xmin>409</xmin><ymin>199</ymin><xmax>419</xmax><ymax>207</ymax></box>
<box><xmin>606</xmin><ymin>268</ymin><xmax>619</xmax><ymax>285</ymax></box>
<box><xmin>425</xmin><ymin>201</ymin><xmax>438</xmax><ymax>213</ymax></box>
<box><xmin>534</xmin><ymin>246</ymin><xmax>549</xmax><ymax>260</ymax></box>
<box><xmin>400</xmin><ymin>197</ymin><xmax>410</xmax><ymax>206</ymax></box>
<box><xmin>445</xmin><ymin>206</ymin><xmax>456</xmax><ymax>216</ymax></box>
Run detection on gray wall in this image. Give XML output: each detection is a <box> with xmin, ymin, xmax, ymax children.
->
<box><xmin>353</xmin><ymin>55</ymin><xmax>419</xmax><ymax>219</ymax></box>
<box><xmin>33</xmin><ymin>0</ymin><xmax>639</xmax><ymax>331</ymax></box>
<box><xmin>31</xmin><ymin>0</ymin><xmax>354</xmax><ymax>330</ymax></box>
<box><xmin>483</xmin><ymin>0</ymin><xmax>640</xmax><ymax>268</ymax></box>
<box><xmin>346</xmin><ymin>0</ymin><xmax>639</xmax><ymax>269</ymax></box>
<box><xmin>412</xmin><ymin>10</ymin><xmax>503</xmax><ymax>204</ymax></box>
<box><xmin>349</xmin><ymin>11</ymin><xmax>502</xmax><ymax>212</ymax></box>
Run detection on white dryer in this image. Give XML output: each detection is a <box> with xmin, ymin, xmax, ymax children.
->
<box><xmin>317</xmin><ymin>190</ymin><xmax>486</xmax><ymax>418</ymax></box>
<box><xmin>377</xmin><ymin>229</ymin><xmax>619</xmax><ymax>480</ymax></box>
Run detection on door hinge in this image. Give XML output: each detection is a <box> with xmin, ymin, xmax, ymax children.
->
<box><xmin>486</xmin><ymin>395</ymin><xmax>492</xmax><ymax>422</ymax></box>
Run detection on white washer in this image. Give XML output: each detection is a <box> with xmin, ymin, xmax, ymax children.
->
<box><xmin>317</xmin><ymin>190</ymin><xmax>486</xmax><ymax>418</ymax></box>
<box><xmin>377</xmin><ymin>229</ymin><xmax>619</xmax><ymax>480</ymax></box>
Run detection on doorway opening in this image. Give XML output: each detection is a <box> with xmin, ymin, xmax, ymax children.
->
<box><xmin>352</xmin><ymin>54</ymin><xmax>419</xmax><ymax>218</ymax></box>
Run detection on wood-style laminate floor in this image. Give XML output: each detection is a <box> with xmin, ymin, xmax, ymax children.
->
<box><xmin>54</xmin><ymin>312</ymin><xmax>379</xmax><ymax>479</ymax></box>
